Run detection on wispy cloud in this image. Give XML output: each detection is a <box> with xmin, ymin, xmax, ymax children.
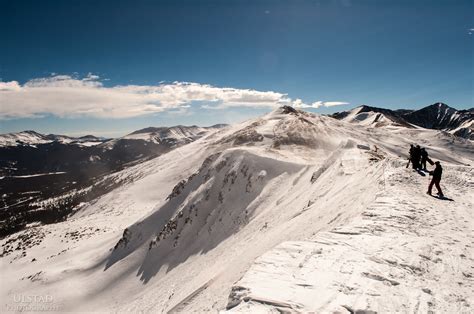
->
<box><xmin>293</xmin><ymin>101</ymin><xmax>349</xmax><ymax>109</ymax></box>
<box><xmin>0</xmin><ymin>74</ymin><xmax>349</xmax><ymax>119</ymax></box>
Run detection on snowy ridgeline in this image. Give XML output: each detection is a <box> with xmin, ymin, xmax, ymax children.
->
<box><xmin>226</xmin><ymin>162</ymin><xmax>473</xmax><ymax>313</ymax></box>
<box><xmin>331</xmin><ymin>103</ymin><xmax>474</xmax><ymax>140</ymax></box>
<box><xmin>0</xmin><ymin>106</ymin><xmax>473</xmax><ymax>313</ymax></box>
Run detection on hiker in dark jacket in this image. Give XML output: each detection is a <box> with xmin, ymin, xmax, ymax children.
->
<box><xmin>412</xmin><ymin>145</ymin><xmax>421</xmax><ymax>170</ymax></box>
<box><xmin>407</xmin><ymin>144</ymin><xmax>415</xmax><ymax>168</ymax></box>
<box><xmin>427</xmin><ymin>161</ymin><xmax>443</xmax><ymax>197</ymax></box>
<box><xmin>420</xmin><ymin>148</ymin><xmax>432</xmax><ymax>171</ymax></box>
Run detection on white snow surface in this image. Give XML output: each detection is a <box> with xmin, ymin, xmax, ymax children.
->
<box><xmin>0</xmin><ymin>107</ymin><xmax>473</xmax><ymax>313</ymax></box>
<box><xmin>226</xmin><ymin>162</ymin><xmax>473</xmax><ymax>313</ymax></box>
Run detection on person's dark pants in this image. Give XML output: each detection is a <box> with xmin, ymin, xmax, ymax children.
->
<box><xmin>412</xmin><ymin>159</ymin><xmax>420</xmax><ymax>170</ymax></box>
<box><xmin>421</xmin><ymin>158</ymin><xmax>427</xmax><ymax>170</ymax></box>
<box><xmin>428</xmin><ymin>178</ymin><xmax>443</xmax><ymax>196</ymax></box>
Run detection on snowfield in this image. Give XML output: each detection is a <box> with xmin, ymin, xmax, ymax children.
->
<box><xmin>0</xmin><ymin>107</ymin><xmax>472</xmax><ymax>313</ymax></box>
<box><xmin>226</xmin><ymin>162</ymin><xmax>473</xmax><ymax>313</ymax></box>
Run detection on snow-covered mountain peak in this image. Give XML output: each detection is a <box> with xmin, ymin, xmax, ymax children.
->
<box><xmin>116</xmin><ymin>124</ymin><xmax>224</xmax><ymax>147</ymax></box>
<box><xmin>77</xmin><ymin>135</ymin><xmax>102</xmax><ymax>141</ymax></box>
<box><xmin>270</xmin><ymin>105</ymin><xmax>321</xmax><ymax>117</ymax></box>
<box><xmin>273</xmin><ymin>105</ymin><xmax>300</xmax><ymax>115</ymax></box>
<box><xmin>332</xmin><ymin>103</ymin><xmax>473</xmax><ymax>139</ymax></box>
<box><xmin>402</xmin><ymin>102</ymin><xmax>473</xmax><ymax>136</ymax></box>
<box><xmin>216</xmin><ymin>106</ymin><xmax>344</xmax><ymax>152</ymax></box>
<box><xmin>427</xmin><ymin>102</ymin><xmax>457</xmax><ymax>117</ymax></box>
<box><xmin>0</xmin><ymin>130</ymin><xmax>50</xmax><ymax>147</ymax></box>
<box><xmin>433</xmin><ymin>102</ymin><xmax>450</xmax><ymax>109</ymax></box>
<box><xmin>332</xmin><ymin>105</ymin><xmax>411</xmax><ymax>128</ymax></box>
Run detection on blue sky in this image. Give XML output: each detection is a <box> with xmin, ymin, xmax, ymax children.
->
<box><xmin>0</xmin><ymin>0</ymin><xmax>472</xmax><ymax>137</ymax></box>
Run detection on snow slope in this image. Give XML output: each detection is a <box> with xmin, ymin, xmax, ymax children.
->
<box><xmin>0</xmin><ymin>106</ymin><xmax>472</xmax><ymax>313</ymax></box>
<box><xmin>451</xmin><ymin>119</ymin><xmax>474</xmax><ymax>140</ymax></box>
<box><xmin>226</xmin><ymin>161</ymin><xmax>473</xmax><ymax>313</ymax></box>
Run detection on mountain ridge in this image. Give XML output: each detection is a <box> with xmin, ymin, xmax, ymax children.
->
<box><xmin>331</xmin><ymin>102</ymin><xmax>473</xmax><ymax>139</ymax></box>
<box><xmin>0</xmin><ymin>106</ymin><xmax>473</xmax><ymax>312</ymax></box>
<box><xmin>0</xmin><ymin>124</ymin><xmax>225</xmax><ymax>237</ymax></box>
<box><xmin>0</xmin><ymin>124</ymin><xmax>229</xmax><ymax>148</ymax></box>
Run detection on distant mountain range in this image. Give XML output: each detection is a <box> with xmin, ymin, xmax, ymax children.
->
<box><xmin>0</xmin><ymin>130</ymin><xmax>107</xmax><ymax>147</ymax></box>
<box><xmin>331</xmin><ymin>102</ymin><xmax>474</xmax><ymax>140</ymax></box>
<box><xmin>0</xmin><ymin>124</ymin><xmax>227</xmax><ymax>237</ymax></box>
<box><xmin>0</xmin><ymin>102</ymin><xmax>472</xmax><ymax>237</ymax></box>
<box><xmin>0</xmin><ymin>124</ymin><xmax>227</xmax><ymax>149</ymax></box>
<box><xmin>402</xmin><ymin>103</ymin><xmax>473</xmax><ymax>138</ymax></box>
<box><xmin>1</xmin><ymin>106</ymin><xmax>473</xmax><ymax>312</ymax></box>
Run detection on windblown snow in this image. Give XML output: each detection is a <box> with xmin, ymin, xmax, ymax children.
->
<box><xmin>0</xmin><ymin>106</ymin><xmax>472</xmax><ymax>313</ymax></box>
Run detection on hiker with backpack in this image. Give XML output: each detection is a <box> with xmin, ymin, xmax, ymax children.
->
<box><xmin>427</xmin><ymin>161</ymin><xmax>443</xmax><ymax>197</ymax></box>
<box><xmin>420</xmin><ymin>147</ymin><xmax>433</xmax><ymax>171</ymax></box>
<box><xmin>407</xmin><ymin>144</ymin><xmax>415</xmax><ymax>169</ymax></box>
<box><xmin>412</xmin><ymin>145</ymin><xmax>422</xmax><ymax>170</ymax></box>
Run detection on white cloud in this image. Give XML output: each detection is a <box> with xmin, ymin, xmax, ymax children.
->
<box><xmin>0</xmin><ymin>74</ymin><xmax>349</xmax><ymax>119</ymax></box>
<box><xmin>291</xmin><ymin>98</ymin><xmax>305</xmax><ymax>107</ymax></box>
<box><xmin>321</xmin><ymin>101</ymin><xmax>350</xmax><ymax>107</ymax></box>
<box><xmin>293</xmin><ymin>100</ymin><xmax>349</xmax><ymax>109</ymax></box>
<box><xmin>0</xmin><ymin>81</ymin><xmax>21</xmax><ymax>91</ymax></box>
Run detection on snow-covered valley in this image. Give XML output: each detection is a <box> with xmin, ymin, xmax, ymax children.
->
<box><xmin>1</xmin><ymin>106</ymin><xmax>473</xmax><ymax>313</ymax></box>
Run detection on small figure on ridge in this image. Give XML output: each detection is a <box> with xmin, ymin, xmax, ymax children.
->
<box><xmin>427</xmin><ymin>161</ymin><xmax>443</xmax><ymax>197</ymax></box>
<box><xmin>407</xmin><ymin>144</ymin><xmax>415</xmax><ymax>168</ymax></box>
<box><xmin>412</xmin><ymin>145</ymin><xmax>422</xmax><ymax>170</ymax></box>
<box><xmin>420</xmin><ymin>147</ymin><xmax>433</xmax><ymax>171</ymax></box>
